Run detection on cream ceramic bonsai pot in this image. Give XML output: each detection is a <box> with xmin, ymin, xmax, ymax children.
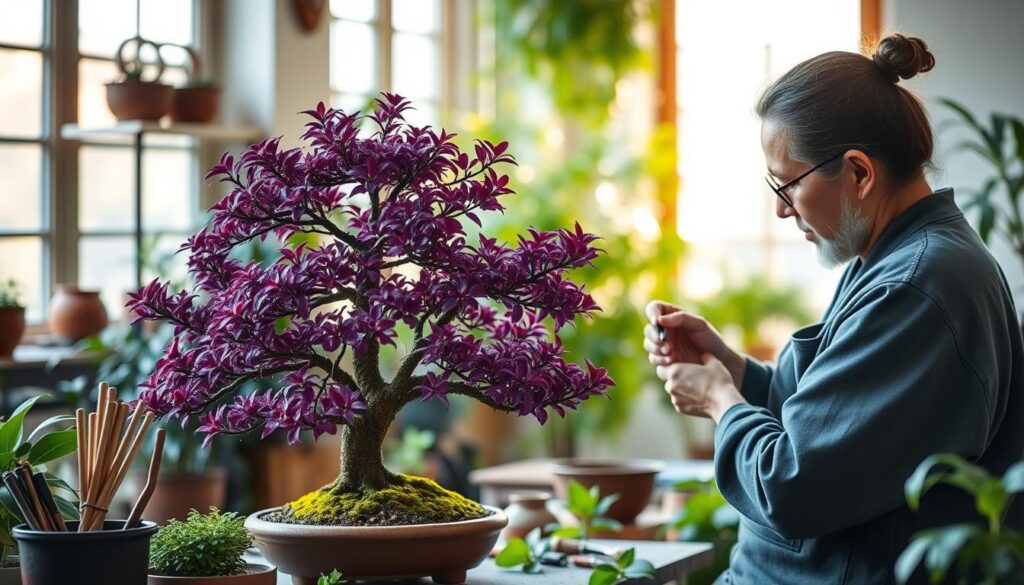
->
<box><xmin>245</xmin><ymin>506</ymin><xmax>507</xmax><ymax>585</ymax></box>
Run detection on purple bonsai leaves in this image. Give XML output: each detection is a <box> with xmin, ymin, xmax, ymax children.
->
<box><xmin>127</xmin><ymin>93</ymin><xmax>612</xmax><ymax>463</ymax></box>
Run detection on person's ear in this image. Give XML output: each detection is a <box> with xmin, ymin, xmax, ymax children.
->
<box><xmin>844</xmin><ymin>150</ymin><xmax>875</xmax><ymax>201</ymax></box>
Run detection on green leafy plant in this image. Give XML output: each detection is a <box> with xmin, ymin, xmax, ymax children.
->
<box><xmin>317</xmin><ymin>569</ymin><xmax>344</xmax><ymax>584</ymax></box>
<box><xmin>588</xmin><ymin>547</ymin><xmax>655</xmax><ymax>585</ymax></box>
<box><xmin>149</xmin><ymin>508</ymin><xmax>251</xmax><ymax>577</ymax></box>
<box><xmin>495</xmin><ymin>527</ymin><xmax>550</xmax><ymax>574</ymax></box>
<box><xmin>550</xmin><ymin>480</ymin><xmax>622</xmax><ymax>540</ymax></box>
<box><xmin>0</xmin><ymin>395</ymin><xmax>80</xmax><ymax>566</ymax></box>
<box><xmin>384</xmin><ymin>427</ymin><xmax>435</xmax><ymax>476</ymax></box>
<box><xmin>0</xmin><ymin>279</ymin><xmax>23</xmax><ymax>308</ymax></box>
<box><xmin>895</xmin><ymin>454</ymin><xmax>1024</xmax><ymax>584</ymax></box>
<box><xmin>666</xmin><ymin>478</ymin><xmax>739</xmax><ymax>585</ymax></box>
<box><xmin>939</xmin><ymin>98</ymin><xmax>1024</xmax><ymax>254</ymax></box>
<box><xmin>474</xmin><ymin>0</ymin><xmax>681</xmax><ymax>457</ymax></box>
<box><xmin>691</xmin><ymin>274</ymin><xmax>813</xmax><ymax>354</ymax></box>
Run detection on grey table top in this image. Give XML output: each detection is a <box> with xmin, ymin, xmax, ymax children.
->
<box><xmin>253</xmin><ymin>539</ymin><xmax>715</xmax><ymax>585</ymax></box>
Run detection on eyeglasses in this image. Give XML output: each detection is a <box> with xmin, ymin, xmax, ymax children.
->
<box><xmin>765</xmin><ymin>153</ymin><xmax>844</xmax><ymax>208</ymax></box>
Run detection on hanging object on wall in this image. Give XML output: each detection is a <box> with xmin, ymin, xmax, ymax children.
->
<box><xmin>292</xmin><ymin>0</ymin><xmax>327</xmax><ymax>33</ymax></box>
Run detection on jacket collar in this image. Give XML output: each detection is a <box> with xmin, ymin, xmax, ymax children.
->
<box><xmin>860</xmin><ymin>187</ymin><xmax>963</xmax><ymax>270</ymax></box>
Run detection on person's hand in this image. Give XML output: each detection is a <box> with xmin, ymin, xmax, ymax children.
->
<box><xmin>656</xmin><ymin>353</ymin><xmax>746</xmax><ymax>423</ymax></box>
<box><xmin>643</xmin><ymin>300</ymin><xmax>746</xmax><ymax>388</ymax></box>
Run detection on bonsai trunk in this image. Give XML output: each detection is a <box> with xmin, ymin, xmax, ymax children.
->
<box><xmin>334</xmin><ymin>405</ymin><xmax>399</xmax><ymax>491</ymax></box>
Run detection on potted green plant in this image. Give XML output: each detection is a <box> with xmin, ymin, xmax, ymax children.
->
<box><xmin>126</xmin><ymin>94</ymin><xmax>614</xmax><ymax>584</ymax></box>
<box><xmin>939</xmin><ymin>99</ymin><xmax>1024</xmax><ymax>322</ymax></box>
<box><xmin>0</xmin><ymin>279</ymin><xmax>25</xmax><ymax>358</ymax></box>
<box><xmin>664</xmin><ymin>478</ymin><xmax>739</xmax><ymax>585</ymax></box>
<box><xmin>896</xmin><ymin>454</ymin><xmax>1024</xmax><ymax>584</ymax></box>
<box><xmin>692</xmin><ymin>274</ymin><xmax>814</xmax><ymax>361</ymax></box>
<box><xmin>147</xmin><ymin>508</ymin><xmax>275</xmax><ymax>584</ymax></box>
<box><xmin>0</xmin><ymin>395</ymin><xmax>80</xmax><ymax>584</ymax></box>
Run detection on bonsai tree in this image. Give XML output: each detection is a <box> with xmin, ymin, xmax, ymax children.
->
<box><xmin>127</xmin><ymin>94</ymin><xmax>613</xmax><ymax>523</ymax></box>
<box><xmin>149</xmin><ymin>508</ymin><xmax>251</xmax><ymax>577</ymax></box>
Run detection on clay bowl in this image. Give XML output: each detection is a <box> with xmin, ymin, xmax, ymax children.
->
<box><xmin>550</xmin><ymin>458</ymin><xmax>666</xmax><ymax>524</ymax></box>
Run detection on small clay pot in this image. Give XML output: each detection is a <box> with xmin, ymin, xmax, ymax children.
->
<box><xmin>106</xmin><ymin>81</ymin><xmax>173</xmax><ymax>121</ymax></box>
<box><xmin>0</xmin><ymin>306</ymin><xmax>25</xmax><ymax>357</ymax></box>
<box><xmin>550</xmin><ymin>459</ymin><xmax>665</xmax><ymax>524</ymax></box>
<box><xmin>501</xmin><ymin>491</ymin><xmax>557</xmax><ymax>541</ymax></box>
<box><xmin>48</xmin><ymin>286</ymin><xmax>107</xmax><ymax>342</ymax></box>
<box><xmin>171</xmin><ymin>85</ymin><xmax>221</xmax><ymax>124</ymax></box>
<box><xmin>135</xmin><ymin>469</ymin><xmax>227</xmax><ymax>525</ymax></box>
<box><xmin>148</xmin><ymin>563</ymin><xmax>276</xmax><ymax>584</ymax></box>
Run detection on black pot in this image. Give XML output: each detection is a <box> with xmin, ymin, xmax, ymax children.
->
<box><xmin>13</xmin><ymin>520</ymin><xmax>158</xmax><ymax>585</ymax></box>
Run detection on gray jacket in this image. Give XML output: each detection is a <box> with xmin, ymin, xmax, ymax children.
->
<box><xmin>713</xmin><ymin>188</ymin><xmax>1024</xmax><ymax>584</ymax></box>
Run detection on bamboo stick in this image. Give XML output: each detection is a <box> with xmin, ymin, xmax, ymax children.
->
<box><xmin>85</xmin><ymin>411</ymin><xmax>96</xmax><ymax>498</ymax></box>
<box><xmin>75</xmin><ymin>408</ymin><xmax>87</xmax><ymax>506</ymax></box>
<box><xmin>88</xmin><ymin>409</ymin><xmax>154</xmax><ymax>531</ymax></box>
<box><xmin>81</xmin><ymin>388</ymin><xmax>118</xmax><ymax>531</ymax></box>
<box><xmin>125</xmin><ymin>427</ymin><xmax>165</xmax><ymax>530</ymax></box>
<box><xmin>3</xmin><ymin>472</ymin><xmax>41</xmax><ymax>530</ymax></box>
<box><xmin>18</xmin><ymin>463</ymin><xmax>51</xmax><ymax>531</ymax></box>
<box><xmin>32</xmin><ymin>471</ymin><xmax>67</xmax><ymax>531</ymax></box>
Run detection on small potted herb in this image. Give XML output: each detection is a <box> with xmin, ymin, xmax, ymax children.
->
<box><xmin>148</xmin><ymin>508</ymin><xmax>276</xmax><ymax>584</ymax></box>
<box><xmin>0</xmin><ymin>279</ymin><xmax>25</xmax><ymax>358</ymax></box>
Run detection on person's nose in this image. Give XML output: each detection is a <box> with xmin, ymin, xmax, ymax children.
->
<box><xmin>776</xmin><ymin>196</ymin><xmax>795</xmax><ymax>219</ymax></box>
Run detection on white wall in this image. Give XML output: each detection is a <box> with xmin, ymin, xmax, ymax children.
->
<box><xmin>885</xmin><ymin>0</ymin><xmax>1024</xmax><ymax>307</ymax></box>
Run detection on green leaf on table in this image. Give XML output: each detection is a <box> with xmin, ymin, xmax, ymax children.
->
<box><xmin>495</xmin><ymin>537</ymin><xmax>531</xmax><ymax>568</ymax></box>
<box><xmin>568</xmin><ymin>480</ymin><xmax>594</xmax><ymax>513</ymax></box>
<box><xmin>588</xmin><ymin>564</ymin><xmax>622</xmax><ymax>585</ymax></box>
<box><xmin>617</xmin><ymin>547</ymin><xmax>635</xmax><ymax>569</ymax></box>
<box><xmin>624</xmin><ymin>559</ymin><xmax>656</xmax><ymax>579</ymax></box>
<box><xmin>523</xmin><ymin>560</ymin><xmax>541</xmax><ymax>574</ymax></box>
<box><xmin>0</xmin><ymin>395</ymin><xmax>44</xmax><ymax>453</ymax></box>
<box><xmin>595</xmin><ymin>493</ymin><xmax>620</xmax><ymax>517</ymax></box>
<box><xmin>28</xmin><ymin>429</ymin><xmax>78</xmax><ymax>464</ymax></box>
<box><xmin>592</xmin><ymin>518</ymin><xmax>623</xmax><ymax>533</ymax></box>
<box><xmin>551</xmin><ymin>525</ymin><xmax>581</xmax><ymax>539</ymax></box>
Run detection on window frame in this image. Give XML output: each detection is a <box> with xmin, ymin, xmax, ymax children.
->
<box><xmin>0</xmin><ymin>0</ymin><xmax>209</xmax><ymax>329</ymax></box>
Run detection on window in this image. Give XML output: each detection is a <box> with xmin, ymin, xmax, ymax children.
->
<box><xmin>77</xmin><ymin>0</ymin><xmax>199</xmax><ymax>314</ymax></box>
<box><xmin>674</xmin><ymin>0</ymin><xmax>864</xmax><ymax>346</ymax></box>
<box><xmin>0</xmin><ymin>0</ymin><xmax>203</xmax><ymax>325</ymax></box>
<box><xmin>0</xmin><ymin>0</ymin><xmax>48</xmax><ymax>322</ymax></box>
<box><xmin>329</xmin><ymin>0</ymin><xmax>444</xmax><ymax>127</ymax></box>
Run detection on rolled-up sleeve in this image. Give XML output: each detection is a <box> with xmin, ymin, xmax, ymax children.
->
<box><xmin>714</xmin><ymin>283</ymin><xmax>991</xmax><ymax>540</ymax></box>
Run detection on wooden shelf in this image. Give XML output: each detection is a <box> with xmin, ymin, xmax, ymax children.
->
<box><xmin>61</xmin><ymin>120</ymin><xmax>263</xmax><ymax>142</ymax></box>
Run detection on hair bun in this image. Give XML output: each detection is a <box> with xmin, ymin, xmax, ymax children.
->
<box><xmin>872</xmin><ymin>33</ymin><xmax>935</xmax><ymax>83</ymax></box>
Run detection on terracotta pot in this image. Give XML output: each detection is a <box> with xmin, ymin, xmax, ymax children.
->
<box><xmin>105</xmin><ymin>81</ymin><xmax>173</xmax><ymax>121</ymax></box>
<box><xmin>0</xmin><ymin>306</ymin><xmax>25</xmax><ymax>357</ymax></box>
<box><xmin>171</xmin><ymin>86</ymin><xmax>221</xmax><ymax>124</ymax></box>
<box><xmin>148</xmin><ymin>563</ymin><xmax>276</xmax><ymax>584</ymax></box>
<box><xmin>550</xmin><ymin>459</ymin><xmax>665</xmax><ymax>524</ymax></box>
<box><xmin>501</xmin><ymin>491</ymin><xmax>557</xmax><ymax>541</ymax></box>
<box><xmin>135</xmin><ymin>469</ymin><xmax>227</xmax><ymax>525</ymax></box>
<box><xmin>246</xmin><ymin>505</ymin><xmax>507</xmax><ymax>585</ymax></box>
<box><xmin>47</xmin><ymin>286</ymin><xmax>107</xmax><ymax>341</ymax></box>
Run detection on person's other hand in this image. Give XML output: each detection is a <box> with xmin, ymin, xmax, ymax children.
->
<box><xmin>656</xmin><ymin>353</ymin><xmax>746</xmax><ymax>423</ymax></box>
<box><xmin>643</xmin><ymin>300</ymin><xmax>746</xmax><ymax>388</ymax></box>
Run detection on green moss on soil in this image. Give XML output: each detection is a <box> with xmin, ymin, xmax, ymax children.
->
<box><xmin>271</xmin><ymin>474</ymin><xmax>487</xmax><ymax>526</ymax></box>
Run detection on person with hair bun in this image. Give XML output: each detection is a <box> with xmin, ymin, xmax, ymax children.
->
<box><xmin>644</xmin><ymin>34</ymin><xmax>1024</xmax><ymax>584</ymax></box>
